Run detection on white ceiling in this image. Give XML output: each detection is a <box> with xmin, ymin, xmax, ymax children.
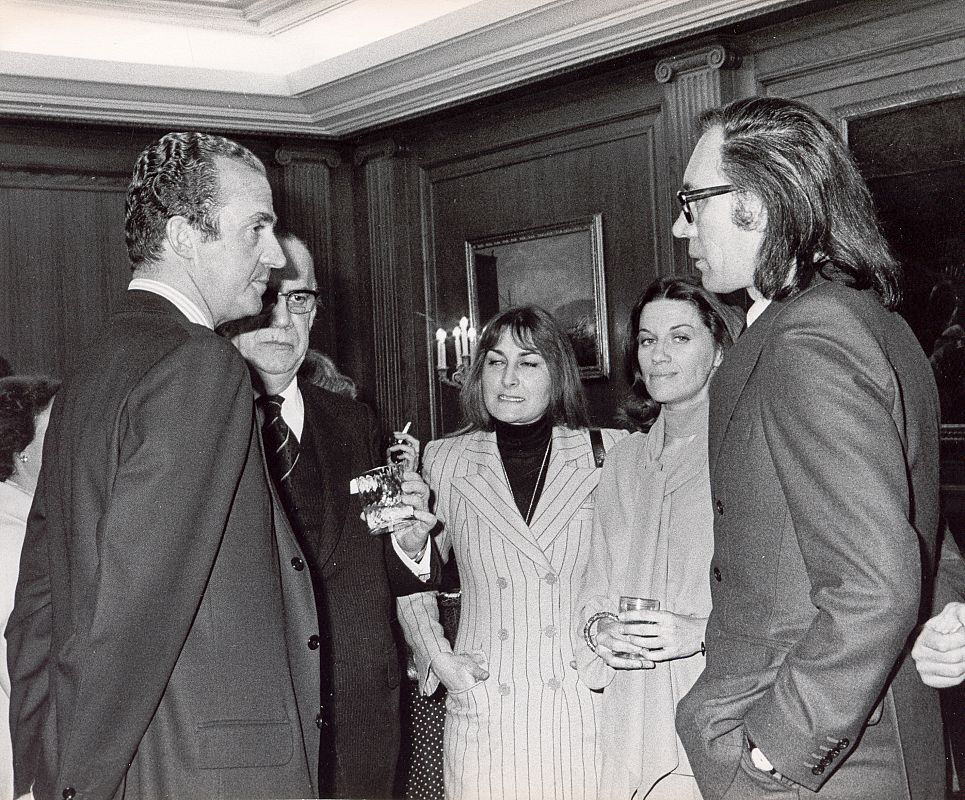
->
<box><xmin>0</xmin><ymin>0</ymin><xmax>806</xmax><ymax>136</ymax></box>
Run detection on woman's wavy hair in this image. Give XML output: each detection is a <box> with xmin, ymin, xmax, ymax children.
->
<box><xmin>459</xmin><ymin>305</ymin><xmax>590</xmax><ymax>432</ymax></box>
<box><xmin>699</xmin><ymin>96</ymin><xmax>901</xmax><ymax>309</ymax></box>
<box><xmin>619</xmin><ymin>276</ymin><xmax>743</xmax><ymax>430</ymax></box>
<box><xmin>0</xmin><ymin>375</ymin><xmax>60</xmax><ymax>482</ymax></box>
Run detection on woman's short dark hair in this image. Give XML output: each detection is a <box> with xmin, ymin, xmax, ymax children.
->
<box><xmin>459</xmin><ymin>305</ymin><xmax>590</xmax><ymax>432</ymax></box>
<box><xmin>0</xmin><ymin>375</ymin><xmax>60</xmax><ymax>482</ymax></box>
<box><xmin>699</xmin><ymin>96</ymin><xmax>901</xmax><ymax>309</ymax></box>
<box><xmin>621</xmin><ymin>276</ymin><xmax>743</xmax><ymax>429</ymax></box>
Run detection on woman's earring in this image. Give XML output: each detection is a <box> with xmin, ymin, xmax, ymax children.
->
<box><xmin>17</xmin><ymin>452</ymin><xmax>28</xmax><ymax>463</ymax></box>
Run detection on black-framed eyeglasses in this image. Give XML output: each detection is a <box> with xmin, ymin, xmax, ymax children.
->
<box><xmin>676</xmin><ymin>184</ymin><xmax>736</xmax><ymax>224</ymax></box>
<box><xmin>264</xmin><ymin>288</ymin><xmax>319</xmax><ymax>315</ymax></box>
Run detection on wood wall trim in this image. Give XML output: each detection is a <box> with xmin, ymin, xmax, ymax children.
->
<box><xmin>362</xmin><ymin>152</ymin><xmax>406</xmax><ymax>428</ymax></box>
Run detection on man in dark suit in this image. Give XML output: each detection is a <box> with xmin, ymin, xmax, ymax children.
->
<box><xmin>229</xmin><ymin>232</ymin><xmax>437</xmax><ymax>799</ymax></box>
<box><xmin>6</xmin><ymin>133</ymin><xmax>322</xmax><ymax>800</ymax></box>
<box><xmin>672</xmin><ymin>97</ymin><xmax>945</xmax><ymax>799</ymax></box>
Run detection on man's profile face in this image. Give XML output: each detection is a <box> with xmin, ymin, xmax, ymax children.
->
<box><xmin>671</xmin><ymin>127</ymin><xmax>763</xmax><ymax>295</ymax></box>
<box><xmin>232</xmin><ymin>237</ymin><xmax>317</xmax><ymax>388</ymax></box>
<box><xmin>193</xmin><ymin>156</ymin><xmax>285</xmax><ymax>327</ymax></box>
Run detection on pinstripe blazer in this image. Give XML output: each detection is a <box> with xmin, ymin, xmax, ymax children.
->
<box><xmin>398</xmin><ymin>424</ymin><xmax>626</xmax><ymax>800</ymax></box>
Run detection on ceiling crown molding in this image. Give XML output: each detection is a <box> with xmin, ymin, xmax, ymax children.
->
<box><xmin>0</xmin><ymin>0</ymin><xmax>807</xmax><ymax>136</ymax></box>
<box><xmin>8</xmin><ymin>0</ymin><xmax>355</xmax><ymax>34</ymax></box>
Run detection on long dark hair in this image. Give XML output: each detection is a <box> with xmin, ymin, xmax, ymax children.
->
<box><xmin>699</xmin><ymin>96</ymin><xmax>901</xmax><ymax>309</ymax></box>
<box><xmin>0</xmin><ymin>375</ymin><xmax>60</xmax><ymax>482</ymax></box>
<box><xmin>459</xmin><ymin>305</ymin><xmax>590</xmax><ymax>432</ymax></box>
<box><xmin>621</xmin><ymin>276</ymin><xmax>742</xmax><ymax>430</ymax></box>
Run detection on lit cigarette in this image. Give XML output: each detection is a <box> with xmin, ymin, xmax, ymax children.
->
<box><xmin>400</xmin><ymin>421</ymin><xmax>412</xmax><ymax>435</ymax></box>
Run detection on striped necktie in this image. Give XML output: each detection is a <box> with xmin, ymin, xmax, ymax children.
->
<box><xmin>257</xmin><ymin>394</ymin><xmax>300</xmax><ymax>488</ymax></box>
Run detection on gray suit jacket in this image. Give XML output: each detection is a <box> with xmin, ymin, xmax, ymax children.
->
<box><xmin>6</xmin><ymin>292</ymin><xmax>320</xmax><ymax>800</ymax></box>
<box><xmin>677</xmin><ymin>278</ymin><xmax>944</xmax><ymax>799</ymax></box>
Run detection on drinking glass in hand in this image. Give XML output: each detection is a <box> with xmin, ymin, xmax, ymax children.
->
<box><xmin>615</xmin><ymin>596</ymin><xmax>660</xmax><ymax>660</ymax></box>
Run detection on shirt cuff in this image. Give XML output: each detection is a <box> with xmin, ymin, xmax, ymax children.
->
<box><xmin>391</xmin><ymin>533</ymin><xmax>432</xmax><ymax>581</ymax></box>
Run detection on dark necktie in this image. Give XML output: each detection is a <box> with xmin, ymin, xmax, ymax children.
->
<box><xmin>257</xmin><ymin>394</ymin><xmax>300</xmax><ymax>499</ymax></box>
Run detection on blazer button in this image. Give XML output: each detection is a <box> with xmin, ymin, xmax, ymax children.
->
<box><xmin>713</xmin><ymin>566</ymin><xmax>722</xmax><ymax>582</ymax></box>
<box><xmin>498</xmin><ymin>683</ymin><xmax>510</xmax><ymax>696</ymax></box>
<box><xmin>812</xmin><ymin>765</ymin><xmax>825</xmax><ymax>776</ymax></box>
<box><xmin>496</xmin><ymin>577</ymin><xmax>508</xmax><ymax>589</ymax></box>
<box><xmin>315</xmin><ymin>706</ymin><xmax>324</xmax><ymax>729</ymax></box>
<box><xmin>308</xmin><ymin>634</ymin><xmax>321</xmax><ymax>650</ymax></box>
<box><xmin>291</xmin><ymin>556</ymin><xmax>305</xmax><ymax>571</ymax></box>
<box><xmin>544</xmin><ymin>625</ymin><xmax>557</xmax><ymax>638</ymax></box>
<box><xmin>547</xmin><ymin>677</ymin><xmax>561</xmax><ymax>690</ymax></box>
<box><xmin>829</xmin><ymin>748</ymin><xmax>840</xmax><ymax>758</ymax></box>
<box><xmin>497</xmin><ymin>628</ymin><xmax>509</xmax><ymax>641</ymax></box>
<box><xmin>838</xmin><ymin>738</ymin><xmax>849</xmax><ymax>748</ymax></box>
<box><xmin>569</xmin><ymin>660</ymin><xmax>577</xmax><ymax>669</ymax></box>
<box><xmin>544</xmin><ymin>572</ymin><xmax>558</xmax><ymax>585</ymax></box>
<box><xmin>715</xmin><ymin>499</ymin><xmax>724</xmax><ymax>515</ymax></box>
<box><xmin>63</xmin><ymin>789</ymin><xmax>76</xmax><ymax>800</ymax></box>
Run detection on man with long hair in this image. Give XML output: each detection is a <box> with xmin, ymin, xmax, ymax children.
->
<box><xmin>673</xmin><ymin>96</ymin><xmax>944</xmax><ymax>799</ymax></box>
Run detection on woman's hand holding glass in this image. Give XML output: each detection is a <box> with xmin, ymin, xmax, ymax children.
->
<box><xmin>431</xmin><ymin>650</ymin><xmax>490</xmax><ymax>693</ymax></box>
<box><xmin>595</xmin><ymin>608</ymin><xmax>707</xmax><ymax>669</ymax></box>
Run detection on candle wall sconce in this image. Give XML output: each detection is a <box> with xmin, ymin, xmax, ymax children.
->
<box><xmin>434</xmin><ymin>316</ymin><xmax>476</xmax><ymax>389</ymax></box>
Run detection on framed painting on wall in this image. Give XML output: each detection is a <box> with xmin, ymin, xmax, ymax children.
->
<box><xmin>465</xmin><ymin>214</ymin><xmax>610</xmax><ymax>380</ymax></box>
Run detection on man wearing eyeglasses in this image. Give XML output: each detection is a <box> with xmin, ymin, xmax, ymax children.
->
<box><xmin>672</xmin><ymin>97</ymin><xmax>945</xmax><ymax>800</ymax></box>
<box><xmin>228</xmin><ymin>232</ymin><xmax>438</xmax><ymax>799</ymax></box>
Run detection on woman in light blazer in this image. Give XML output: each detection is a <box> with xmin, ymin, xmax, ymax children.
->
<box><xmin>574</xmin><ymin>277</ymin><xmax>743</xmax><ymax>800</ymax></box>
<box><xmin>398</xmin><ymin>306</ymin><xmax>625</xmax><ymax>800</ymax></box>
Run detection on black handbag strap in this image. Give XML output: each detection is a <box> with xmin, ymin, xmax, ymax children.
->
<box><xmin>589</xmin><ymin>427</ymin><xmax>606</xmax><ymax>468</ymax></box>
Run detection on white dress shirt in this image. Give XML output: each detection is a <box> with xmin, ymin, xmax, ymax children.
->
<box><xmin>128</xmin><ymin>278</ymin><xmax>213</xmax><ymax>329</ymax></box>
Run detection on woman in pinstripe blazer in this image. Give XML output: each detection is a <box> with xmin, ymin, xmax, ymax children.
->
<box><xmin>398</xmin><ymin>306</ymin><xmax>626</xmax><ymax>800</ymax></box>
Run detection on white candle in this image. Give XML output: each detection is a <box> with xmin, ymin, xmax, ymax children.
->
<box><xmin>436</xmin><ymin>328</ymin><xmax>448</xmax><ymax>370</ymax></box>
<box><xmin>467</xmin><ymin>326</ymin><xmax>477</xmax><ymax>360</ymax></box>
<box><xmin>459</xmin><ymin>317</ymin><xmax>470</xmax><ymax>358</ymax></box>
<box><xmin>453</xmin><ymin>326</ymin><xmax>463</xmax><ymax>362</ymax></box>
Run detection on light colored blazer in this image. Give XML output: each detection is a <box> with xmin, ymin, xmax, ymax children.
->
<box><xmin>398</xmin><ymin>424</ymin><xmax>625</xmax><ymax>800</ymax></box>
<box><xmin>676</xmin><ymin>278</ymin><xmax>945</xmax><ymax>800</ymax></box>
<box><xmin>575</xmin><ymin>403</ymin><xmax>712</xmax><ymax>799</ymax></box>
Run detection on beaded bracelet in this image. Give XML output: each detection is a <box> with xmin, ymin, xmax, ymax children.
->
<box><xmin>583</xmin><ymin>611</ymin><xmax>619</xmax><ymax>654</ymax></box>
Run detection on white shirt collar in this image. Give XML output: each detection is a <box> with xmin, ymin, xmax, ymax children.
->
<box><xmin>128</xmin><ymin>278</ymin><xmax>213</xmax><ymax>329</ymax></box>
<box><xmin>270</xmin><ymin>377</ymin><xmax>305</xmax><ymax>441</ymax></box>
<box><xmin>745</xmin><ymin>285</ymin><xmax>771</xmax><ymax>328</ymax></box>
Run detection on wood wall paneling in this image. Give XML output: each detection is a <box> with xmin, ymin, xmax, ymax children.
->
<box><xmin>421</xmin><ymin>111</ymin><xmax>664</xmax><ymax>435</ymax></box>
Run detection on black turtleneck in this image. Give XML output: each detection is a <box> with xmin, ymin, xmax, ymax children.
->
<box><xmin>494</xmin><ymin>415</ymin><xmax>552</xmax><ymax>523</ymax></box>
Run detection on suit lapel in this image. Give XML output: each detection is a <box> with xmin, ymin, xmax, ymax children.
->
<box><xmin>451</xmin><ymin>432</ymin><xmax>553</xmax><ymax>570</ymax></box>
<box><xmin>300</xmin><ymin>386</ymin><xmax>349</xmax><ymax>570</ymax></box>
<box><xmin>529</xmin><ymin>427</ymin><xmax>598</xmax><ymax>549</ymax></box>
<box><xmin>709</xmin><ymin>302</ymin><xmax>776</xmax><ymax>473</ymax></box>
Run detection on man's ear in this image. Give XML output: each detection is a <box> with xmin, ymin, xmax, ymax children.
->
<box><xmin>734</xmin><ymin>192</ymin><xmax>767</xmax><ymax>232</ymax></box>
<box><xmin>166</xmin><ymin>216</ymin><xmax>197</xmax><ymax>260</ymax></box>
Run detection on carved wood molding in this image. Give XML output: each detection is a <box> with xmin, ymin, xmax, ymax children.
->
<box><xmin>835</xmin><ymin>78</ymin><xmax>965</xmax><ymax>138</ymax></box>
<box><xmin>0</xmin><ymin>168</ymin><xmax>128</xmax><ymax>191</ymax></box>
<box><xmin>362</xmin><ymin>154</ymin><xmax>405</xmax><ymax>426</ymax></box>
<box><xmin>353</xmin><ymin>139</ymin><xmax>402</xmax><ymax>167</ymax></box>
<box><xmin>654</xmin><ymin>44</ymin><xmax>742</xmax><ymax>84</ymax></box>
<box><xmin>274</xmin><ymin>146</ymin><xmax>341</xmax><ymax>168</ymax></box>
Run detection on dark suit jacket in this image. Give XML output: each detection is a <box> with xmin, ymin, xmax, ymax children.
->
<box><xmin>289</xmin><ymin>381</ymin><xmax>435</xmax><ymax>799</ymax></box>
<box><xmin>6</xmin><ymin>292</ymin><xmax>320</xmax><ymax>800</ymax></box>
<box><xmin>677</xmin><ymin>278</ymin><xmax>944</xmax><ymax>800</ymax></box>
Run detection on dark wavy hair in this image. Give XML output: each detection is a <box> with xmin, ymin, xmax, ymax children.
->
<box><xmin>0</xmin><ymin>375</ymin><xmax>60</xmax><ymax>482</ymax></box>
<box><xmin>699</xmin><ymin>96</ymin><xmax>901</xmax><ymax>309</ymax></box>
<box><xmin>459</xmin><ymin>305</ymin><xmax>590</xmax><ymax>432</ymax></box>
<box><xmin>125</xmin><ymin>132</ymin><xmax>265</xmax><ymax>269</ymax></box>
<box><xmin>620</xmin><ymin>276</ymin><xmax>743</xmax><ymax>430</ymax></box>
